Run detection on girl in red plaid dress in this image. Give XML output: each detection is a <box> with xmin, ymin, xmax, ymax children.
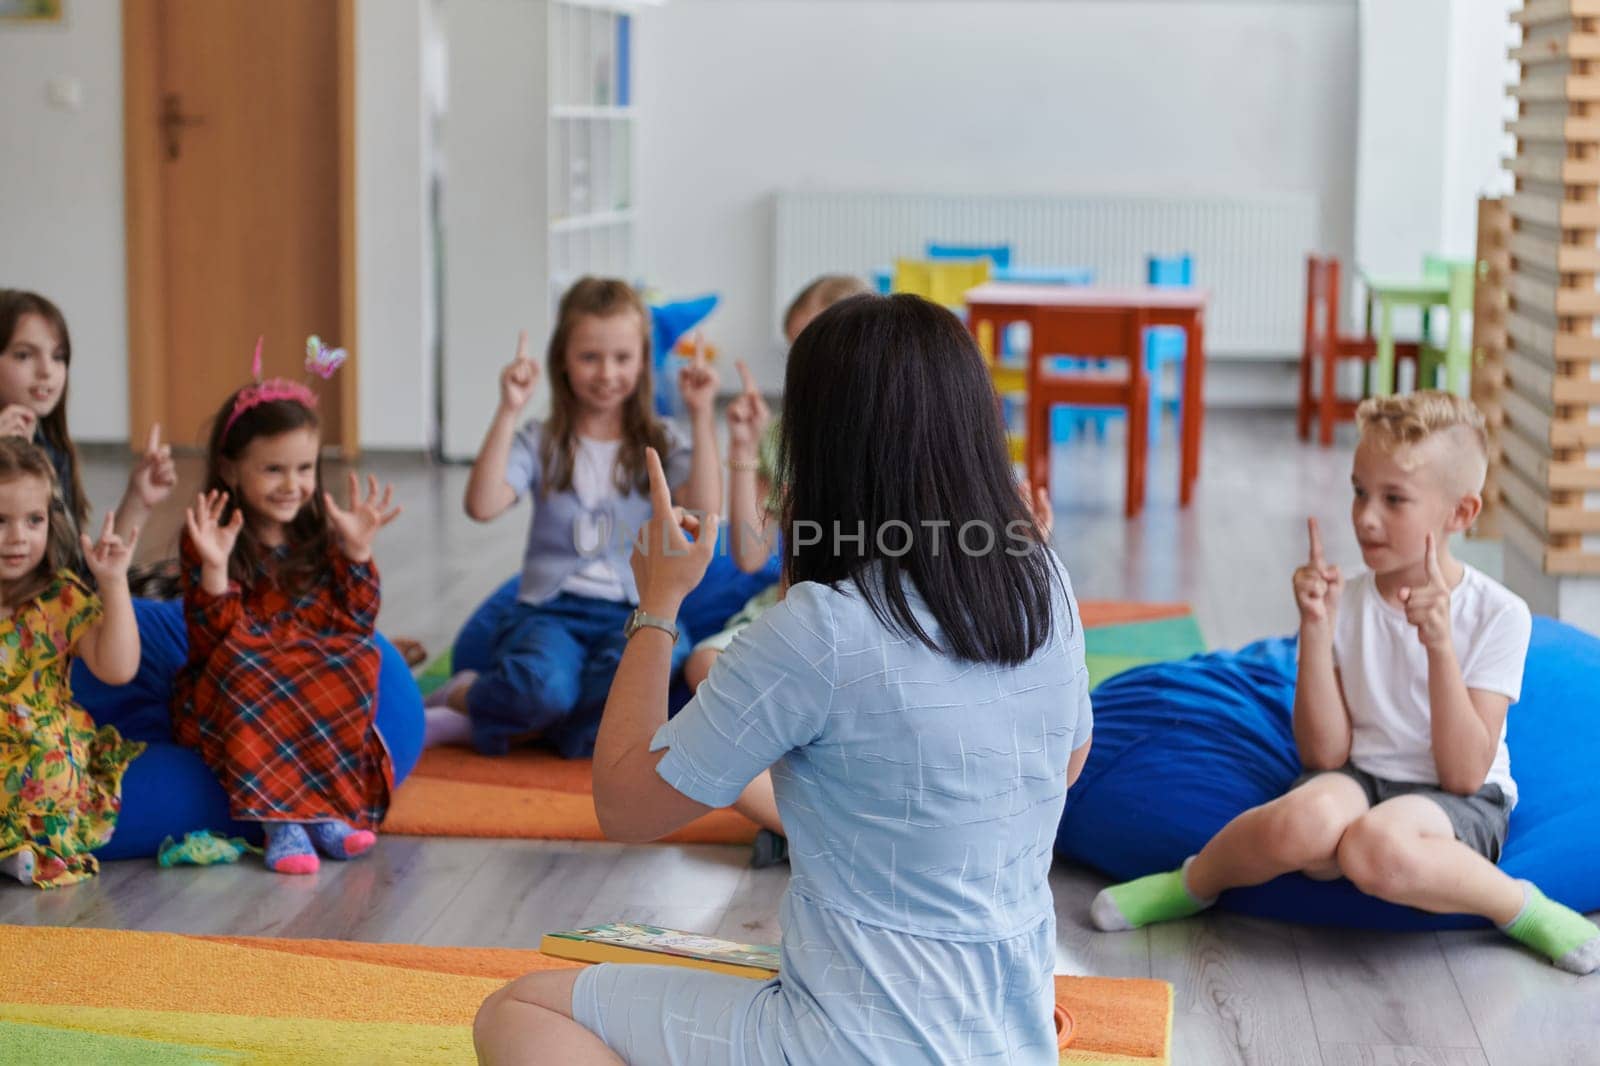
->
<box><xmin>172</xmin><ymin>368</ymin><xmax>401</xmax><ymax>875</ymax></box>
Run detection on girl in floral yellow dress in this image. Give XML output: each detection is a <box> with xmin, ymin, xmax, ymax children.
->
<box><xmin>0</xmin><ymin>438</ymin><xmax>143</xmax><ymax>888</ymax></box>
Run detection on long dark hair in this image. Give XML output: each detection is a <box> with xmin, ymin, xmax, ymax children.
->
<box><xmin>201</xmin><ymin>392</ymin><xmax>330</xmax><ymax>598</ymax></box>
<box><xmin>539</xmin><ymin>277</ymin><xmax>671</xmax><ymax>496</ymax></box>
<box><xmin>778</xmin><ymin>293</ymin><xmax>1061</xmax><ymax>665</ymax></box>
<box><xmin>0</xmin><ymin>290</ymin><xmax>89</xmax><ymax>533</ymax></box>
<box><xmin>0</xmin><ymin>437</ymin><xmax>82</xmax><ymax>607</ymax></box>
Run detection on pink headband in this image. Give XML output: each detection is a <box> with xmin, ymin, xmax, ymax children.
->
<box><xmin>223</xmin><ymin>335</ymin><xmax>346</xmax><ymax>436</ymax></box>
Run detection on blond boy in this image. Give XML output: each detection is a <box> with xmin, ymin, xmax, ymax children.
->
<box><xmin>1091</xmin><ymin>391</ymin><xmax>1599</xmax><ymax>974</ymax></box>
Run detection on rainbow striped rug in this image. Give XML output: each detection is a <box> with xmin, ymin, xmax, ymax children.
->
<box><xmin>0</xmin><ymin>924</ymin><xmax>1172</xmax><ymax>1064</ymax></box>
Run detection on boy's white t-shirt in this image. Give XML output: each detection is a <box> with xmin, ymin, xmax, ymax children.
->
<box><xmin>559</xmin><ymin>436</ymin><xmax>628</xmax><ymax>602</ymax></box>
<box><xmin>1333</xmin><ymin>564</ymin><xmax>1532</xmax><ymax>806</ymax></box>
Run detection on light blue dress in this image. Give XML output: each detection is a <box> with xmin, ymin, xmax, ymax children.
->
<box><xmin>572</xmin><ymin>560</ymin><xmax>1093</xmax><ymax>1065</ymax></box>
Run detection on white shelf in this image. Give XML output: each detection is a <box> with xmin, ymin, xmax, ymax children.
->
<box><xmin>547</xmin><ymin>0</ymin><xmax>638</xmax><ymax>289</ymax></box>
<box><xmin>551</xmin><ymin>106</ymin><xmax>636</xmax><ymax>120</ymax></box>
<box><xmin>553</xmin><ymin>0</ymin><xmax>662</xmax><ymax>11</ymax></box>
<box><xmin>550</xmin><ymin>209</ymin><xmax>636</xmax><ymax>233</ymax></box>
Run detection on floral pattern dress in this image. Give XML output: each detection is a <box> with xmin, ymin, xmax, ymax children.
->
<box><xmin>0</xmin><ymin>571</ymin><xmax>145</xmax><ymax>888</ymax></box>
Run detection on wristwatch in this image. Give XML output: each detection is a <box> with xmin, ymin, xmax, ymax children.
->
<box><xmin>623</xmin><ymin>607</ymin><xmax>680</xmax><ymax>642</ymax></box>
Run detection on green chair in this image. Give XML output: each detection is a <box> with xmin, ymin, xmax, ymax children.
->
<box><xmin>1364</xmin><ymin>256</ymin><xmax>1475</xmax><ymax>397</ymax></box>
<box><xmin>1419</xmin><ymin>257</ymin><xmax>1474</xmax><ymax>395</ymax></box>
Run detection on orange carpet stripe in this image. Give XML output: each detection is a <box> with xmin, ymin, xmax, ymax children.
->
<box><xmin>195</xmin><ymin>934</ymin><xmax>581</xmax><ymax>982</ymax></box>
<box><xmin>382</xmin><ymin>773</ymin><xmax>759</xmax><ymax>843</ymax></box>
<box><xmin>0</xmin><ymin>925</ymin><xmax>503</xmax><ymax>1026</ymax></box>
<box><xmin>1078</xmin><ymin>600</ymin><xmax>1192</xmax><ymax>627</ymax></box>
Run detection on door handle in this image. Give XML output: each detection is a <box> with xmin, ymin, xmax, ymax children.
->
<box><xmin>160</xmin><ymin>92</ymin><xmax>206</xmax><ymax>161</ymax></box>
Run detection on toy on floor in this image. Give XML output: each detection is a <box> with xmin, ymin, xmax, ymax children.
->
<box><xmin>156</xmin><ymin>830</ymin><xmax>260</xmax><ymax>868</ymax></box>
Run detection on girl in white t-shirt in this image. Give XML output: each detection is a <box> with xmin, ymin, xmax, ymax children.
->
<box><xmin>1092</xmin><ymin>391</ymin><xmax>1599</xmax><ymax>976</ymax></box>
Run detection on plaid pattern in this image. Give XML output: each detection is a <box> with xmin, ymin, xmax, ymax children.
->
<box><xmin>171</xmin><ymin>538</ymin><xmax>391</xmax><ymax>829</ymax></box>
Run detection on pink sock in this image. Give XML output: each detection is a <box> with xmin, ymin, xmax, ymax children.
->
<box><xmin>263</xmin><ymin>822</ymin><xmax>320</xmax><ymax>875</ymax></box>
<box><xmin>307</xmin><ymin>820</ymin><xmax>377</xmax><ymax>859</ymax></box>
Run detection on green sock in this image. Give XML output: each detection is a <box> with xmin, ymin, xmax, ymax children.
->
<box><xmin>1091</xmin><ymin>858</ymin><xmax>1215</xmax><ymax>931</ymax></box>
<box><xmin>1501</xmin><ymin>881</ymin><xmax>1600</xmax><ymax>975</ymax></box>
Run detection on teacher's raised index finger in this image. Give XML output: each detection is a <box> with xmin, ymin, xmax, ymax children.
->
<box><xmin>644</xmin><ymin>447</ymin><xmax>674</xmax><ymax>514</ymax></box>
<box><xmin>146</xmin><ymin>422</ymin><xmax>162</xmax><ymax>454</ymax></box>
<box><xmin>736</xmin><ymin>359</ymin><xmax>758</xmax><ymax>395</ymax></box>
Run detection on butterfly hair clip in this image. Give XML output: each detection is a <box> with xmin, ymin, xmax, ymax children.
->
<box><xmin>305</xmin><ymin>335</ymin><xmax>348</xmax><ymax>380</ymax></box>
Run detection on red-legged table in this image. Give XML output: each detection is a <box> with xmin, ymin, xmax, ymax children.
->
<box><xmin>965</xmin><ymin>283</ymin><xmax>1208</xmax><ymax>506</ymax></box>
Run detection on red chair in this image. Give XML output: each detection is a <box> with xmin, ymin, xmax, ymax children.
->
<box><xmin>1026</xmin><ymin>307</ymin><xmax>1151</xmax><ymax>518</ymax></box>
<box><xmin>1299</xmin><ymin>255</ymin><xmax>1419</xmax><ymax>446</ymax></box>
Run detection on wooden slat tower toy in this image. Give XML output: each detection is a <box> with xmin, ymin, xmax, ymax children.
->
<box><xmin>1502</xmin><ymin>1</ymin><xmax>1600</xmax><ymax>578</ymax></box>
<box><xmin>1473</xmin><ymin>196</ymin><xmax>1510</xmax><ymax>538</ymax></box>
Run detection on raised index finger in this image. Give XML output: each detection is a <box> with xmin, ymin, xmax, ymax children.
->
<box><xmin>145</xmin><ymin>423</ymin><xmax>162</xmax><ymax>455</ymax></box>
<box><xmin>644</xmin><ymin>447</ymin><xmax>674</xmax><ymax>517</ymax></box>
<box><xmin>1307</xmin><ymin>517</ymin><xmax>1325</xmax><ymax>567</ymax></box>
<box><xmin>514</xmin><ymin>329</ymin><xmax>530</xmax><ymax>365</ymax></box>
<box><xmin>1425</xmin><ymin>532</ymin><xmax>1444</xmax><ymax>585</ymax></box>
<box><xmin>736</xmin><ymin>359</ymin><xmax>758</xmax><ymax>397</ymax></box>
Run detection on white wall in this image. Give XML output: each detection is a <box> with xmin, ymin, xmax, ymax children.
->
<box><xmin>438</xmin><ymin>0</ymin><xmax>550</xmax><ymax>461</ymax></box>
<box><xmin>1354</xmin><ymin>0</ymin><xmax>1513</xmax><ymax>287</ymax></box>
<box><xmin>0</xmin><ymin>1</ymin><xmax>436</xmax><ymax>450</ymax></box>
<box><xmin>634</xmin><ymin>0</ymin><xmax>1363</xmax><ymax>394</ymax></box>
<box><xmin>356</xmin><ymin>0</ymin><xmax>435</xmax><ymax>451</ymax></box>
<box><xmin>0</xmin><ymin>3</ymin><xmax>128</xmax><ymax>440</ymax></box>
<box><xmin>1441</xmin><ymin>0</ymin><xmax>1515</xmax><ymax>258</ymax></box>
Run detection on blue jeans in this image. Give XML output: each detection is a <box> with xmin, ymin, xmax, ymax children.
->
<box><xmin>466</xmin><ymin>593</ymin><xmax>690</xmax><ymax>758</ymax></box>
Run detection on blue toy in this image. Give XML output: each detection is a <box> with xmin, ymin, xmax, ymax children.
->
<box><xmin>649</xmin><ymin>294</ymin><xmax>718</xmax><ymax>417</ymax></box>
<box><xmin>1056</xmin><ymin>616</ymin><xmax>1600</xmax><ymax>930</ymax></box>
<box><xmin>77</xmin><ymin>597</ymin><xmax>424</xmax><ymax>860</ymax></box>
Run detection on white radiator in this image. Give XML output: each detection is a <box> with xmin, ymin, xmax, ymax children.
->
<box><xmin>773</xmin><ymin>190</ymin><xmax>1319</xmax><ymax>357</ymax></box>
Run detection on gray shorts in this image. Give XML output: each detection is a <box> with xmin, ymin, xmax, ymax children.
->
<box><xmin>1292</xmin><ymin>764</ymin><xmax>1512</xmax><ymax>862</ymax></box>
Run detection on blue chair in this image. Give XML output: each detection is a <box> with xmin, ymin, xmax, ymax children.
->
<box><xmin>996</xmin><ymin>265</ymin><xmax>1094</xmax><ymax>286</ymax></box>
<box><xmin>1145</xmin><ymin>254</ymin><xmax>1192</xmax><ymax>440</ymax></box>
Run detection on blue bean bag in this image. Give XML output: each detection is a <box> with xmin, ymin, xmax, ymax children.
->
<box><xmin>451</xmin><ymin>533</ymin><xmax>782</xmax><ymax>728</ymax></box>
<box><xmin>454</xmin><ymin>530</ymin><xmax>783</xmax><ymax>675</ymax></box>
<box><xmin>1056</xmin><ymin>616</ymin><xmax>1600</xmax><ymax>930</ymax></box>
<box><xmin>74</xmin><ymin>597</ymin><xmax>424</xmax><ymax>860</ymax></box>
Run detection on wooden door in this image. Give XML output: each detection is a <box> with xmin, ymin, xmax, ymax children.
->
<box><xmin>125</xmin><ymin>0</ymin><xmax>356</xmax><ymax>452</ymax></box>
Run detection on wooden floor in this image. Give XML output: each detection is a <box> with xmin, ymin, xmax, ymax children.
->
<box><xmin>7</xmin><ymin>413</ymin><xmax>1595</xmax><ymax>1066</ymax></box>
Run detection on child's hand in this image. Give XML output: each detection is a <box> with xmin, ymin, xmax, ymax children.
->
<box><xmin>325</xmin><ymin>472</ymin><xmax>402</xmax><ymax>563</ymax></box>
<box><xmin>1293</xmin><ymin>517</ymin><xmax>1344</xmax><ymax>627</ymax></box>
<box><xmin>677</xmin><ymin>331</ymin><xmax>719</xmax><ymax>420</ymax></box>
<box><xmin>1399</xmin><ymin>533</ymin><xmax>1452</xmax><ymax>651</ymax></box>
<box><xmin>0</xmin><ymin>404</ymin><xmax>37</xmax><ymax>439</ymax></box>
<box><xmin>726</xmin><ymin>360</ymin><xmax>771</xmax><ymax>455</ymax></box>
<box><xmin>1018</xmin><ymin>478</ymin><xmax>1053</xmax><ymax>542</ymax></box>
<box><xmin>630</xmin><ymin>447</ymin><xmax>719</xmax><ymax>614</ymax></box>
<box><xmin>184</xmin><ymin>490</ymin><xmax>244</xmax><ymax>573</ymax></box>
<box><xmin>127</xmin><ymin>423</ymin><xmax>178</xmax><ymax>508</ymax></box>
<box><xmin>81</xmin><ymin>511</ymin><xmax>139</xmax><ymax>583</ymax></box>
<box><xmin>498</xmin><ymin>330</ymin><xmax>539</xmax><ymax>416</ymax></box>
